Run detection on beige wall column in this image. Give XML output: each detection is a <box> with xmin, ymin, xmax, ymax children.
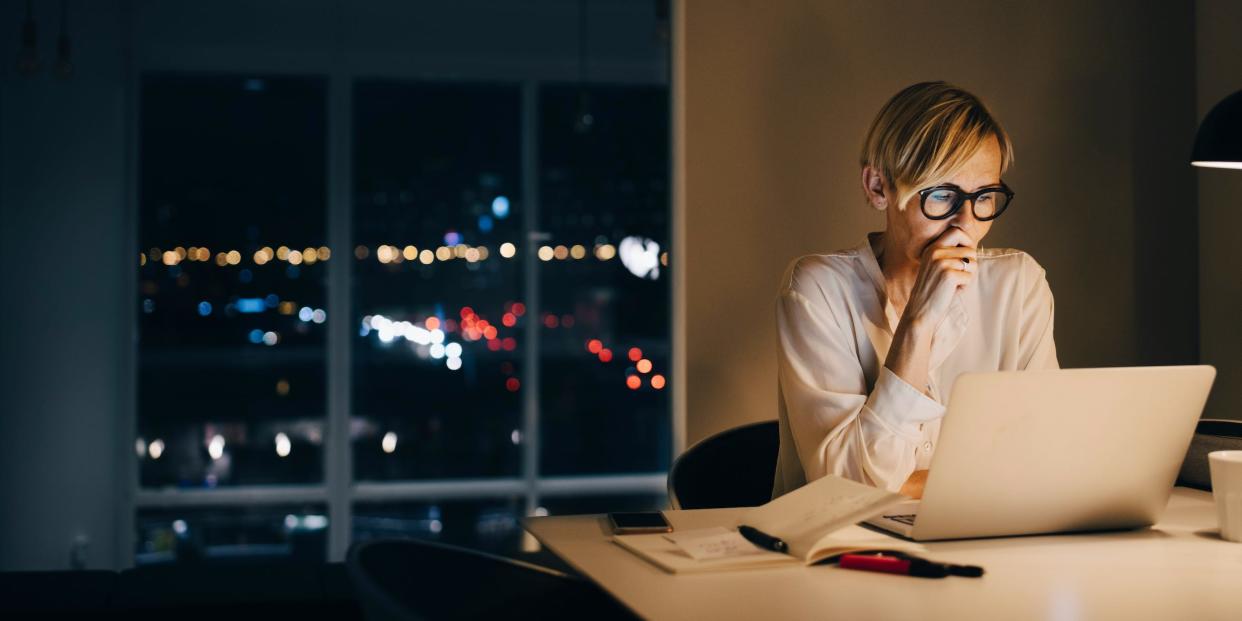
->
<box><xmin>680</xmin><ymin>0</ymin><xmax>1201</xmax><ymax>445</ymax></box>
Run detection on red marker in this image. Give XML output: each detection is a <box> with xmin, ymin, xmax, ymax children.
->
<box><xmin>838</xmin><ymin>554</ymin><xmax>983</xmax><ymax>579</ymax></box>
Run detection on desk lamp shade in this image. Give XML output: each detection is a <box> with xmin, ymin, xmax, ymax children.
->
<box><xmin>1192</xmin><ymin>89</ymin><xmax>1242</xmax><ymax>169</ymax></box>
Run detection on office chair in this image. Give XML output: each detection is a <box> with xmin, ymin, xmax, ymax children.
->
<box><xmin>1176</xmin><ymin>418</ymin><xmax>1242</xmax><ymax>491</ymax></box>
<box><xmin>346</xmin><ymin>538</ymin><xmax>633</xmax><ymax>621</ymax></box>
<box><xmin>667</xmin><ymin>420</ymin><xmax>779</xmax><ymax>510</ymax></box>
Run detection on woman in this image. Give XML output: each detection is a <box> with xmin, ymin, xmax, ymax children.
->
<box><xmin>772</xmin><ymin>82</ymin><xmax>1058</xmax><ymax>500</ymax></box>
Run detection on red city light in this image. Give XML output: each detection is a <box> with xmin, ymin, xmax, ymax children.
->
<box><xmin>651</xmin><ymin>374</ymin><xmax>666</xmax><ymax>390</ymax></box>
<box><xmin>506</xmin><ymin>377</ymin><xmax>521</xmax><ymax>392</ymax></box>
<box><xmin>502</xmin><ymin>337</ymin><xmax>517</xmax><ymax>351</ymax></box>
<box><xmin>628</xmin><ymin>347</ymin><xmax>642</xmax><ymax>362</ymax></box>
<box><xmin>483</xmin><ymin>326</ymin><xmax>498</xmax><ymax>340</ymax></box>
<box><xmin>636</xmin><ymin>359</ymin><xmax>653</xmax><ymax>374</ymax></box>
<box><xmin>598</xmin><ymin>348</ymin><xmax>613</xmax><ymax>363</ymax></box>
<box><xmin>561</xmin><ymin>315</ymin><xmax>575</xmax><ymax>328</ymax></box>
<box><xmin>626</xmin><ymin>375</ymin><xmax>642</xmax><ymax>390</ymax></box>
<box><xmin>587</xmin><ymin>339</ymin><xmax>603</xmax><ymax>354</ymax></box>
<box><xmin>502</xmin><ymin>313</ymin><xmax>517</xmax><ymax>327</ymax></box>
<box><xmin>460</xmin><ymin>307</ymin><xmax>475</xmax><ymax>319</ymax></box>
<box><xmin>543</xmin><ymin>314</ymin><xmax>559</xmax><ymax>329</ymax></box>
<box><xmin>487</xmin><ymin>339</ymin><xmax>501</xmax><ymax>351</ymax></box>
<box><xmin>425</xmin><ymin>316</ymin><xmax>441</xmax><ymax>331</ymax></box>
<box><xmin>511</xmin><ymin>302</ymin><xmax>526</xmax><ymax>317</ymax></box>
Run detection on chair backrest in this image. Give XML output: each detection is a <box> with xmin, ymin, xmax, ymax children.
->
<box><xmin>346</xmin><ymin>538</ymin><xmax>631</xmax><ymax>621</ymax></box>
<box><xmin>1176</xmin><ymin>418</ymin><xmax>1242</xmax><ymax>491</ymax></box>
<box><xmin>667</xmin><ymin>420</ymin><xmax>779</xmax><ymax>510</ymax></box>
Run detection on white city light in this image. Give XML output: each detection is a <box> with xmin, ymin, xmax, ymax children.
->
<box><xmin>382</xmin><ymin>431</ymin><xmax>398</xmax><ymax>454</ymax></box>
<box><xmin>619</xmin><ymin>236</ymin><xmax>661</xmax><ymax>280</ymax></box>
<box><xmin>275</xmin><ymin>432</ymin><xmax>291</xmax><ymax>457</ymax></box>
<box><xmin>149</xmin><ymin>439</ymin><xmax>165</xmax><ymax>460</ymax></box>
<box><xmin>208</xmin><ymin>434</ymin><xmax>225</xmax><ymax>460</ymax></box>
<box><xmin>445</xmin><ymin>342</ymin><xmax>463</xmax><ymax>358</ymax></box>
<box><xmin>446</xmin><ymin>356</ymin><xmax>462</xmax><ymax>371</ymax></box>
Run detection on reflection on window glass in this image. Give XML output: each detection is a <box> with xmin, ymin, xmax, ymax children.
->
<box><xmin>352</xmin><ymin>82</ymin><xmax>524</xmax><ymax>480</ymax></box>
<box><xmin>538</xmin><ymin>84</ymin><xmax>671</xmax><ymax>476</ymax></box>
<box><xmin>353</xmin><ymin>498</ymin><xmax>525</xmax><ymax>556</ymax></box>
<box><xmin>136</xmin><ymin>505</ymin><xmax>328</xmax><ymax>565</ymax></box>
<box><xmin>137</xmin><ymin>75</ymin><xmax>328</xmax><ymax>487</ymax></box>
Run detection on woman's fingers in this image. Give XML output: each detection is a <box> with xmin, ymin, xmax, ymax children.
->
<box><xmin>933</xmin><ymin>226</ymin><xmax>975</xmax><ymax>249</ymax></box>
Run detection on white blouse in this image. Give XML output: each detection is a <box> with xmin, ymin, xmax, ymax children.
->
<box><xmin>772</xmin><ymin>234</ymin><xmax>1059</xmax><ymax>499</ymax></box>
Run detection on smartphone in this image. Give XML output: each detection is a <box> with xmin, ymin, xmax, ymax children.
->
<box><xmin>608</xmin><ymin>511</ymin><xmax>673</xmax><ymax>535</ymax></box>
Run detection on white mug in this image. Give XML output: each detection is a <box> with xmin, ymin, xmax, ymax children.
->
<box><xmin>1208</xmin><ymin>450</ymin><xmax>1242</xmax><ymax>542</ymax></box>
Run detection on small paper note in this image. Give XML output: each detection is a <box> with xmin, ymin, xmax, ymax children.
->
<box><xmin>663</xmin><ymin>527</ymin><xmax>768</xmax><ymax>561</ymax></box>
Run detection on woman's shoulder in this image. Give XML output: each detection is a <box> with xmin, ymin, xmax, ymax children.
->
<box><xmin>977</xmin><ymin>247</ymin><xmax>1051</xmax><ymax>290</ymax></box>
<box><xmin>778</xmin><ymin>246</ymin><xmax>872</xmax><ymax>299</ymax></box>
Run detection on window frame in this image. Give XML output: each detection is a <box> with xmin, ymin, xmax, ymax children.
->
<box><xmin>121</xmin><ymin>63</ymin><xmax>680</xmax><ymax>565</ymax></box>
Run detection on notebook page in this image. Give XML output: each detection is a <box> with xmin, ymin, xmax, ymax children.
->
<box><xmin>740</xmin><ymin>474</ymin><xmax>908</xmax><ymax>560</ymax></box>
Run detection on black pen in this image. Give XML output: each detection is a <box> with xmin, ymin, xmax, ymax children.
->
<box><xmin>737</xmin><ymin>525</ymin><xmax>788</xmax><ymax>553</ymax></box>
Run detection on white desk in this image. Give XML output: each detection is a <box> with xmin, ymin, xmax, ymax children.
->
<box><xmin>525</xmin><ymin>488</ymin><xmax>1242</xmax><ymax>620</ymax></box>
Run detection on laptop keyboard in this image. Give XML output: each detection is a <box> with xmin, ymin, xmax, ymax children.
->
<box><xmin>883</xmin><ymin>514</ymin><xmax>917</xmax><ymax>526</ymax></box>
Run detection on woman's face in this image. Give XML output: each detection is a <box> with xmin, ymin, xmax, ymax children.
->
<box><xmin>884</xmin><ymin>135</ymin><xmax>1003</xmax><ymax>263</ymax></box>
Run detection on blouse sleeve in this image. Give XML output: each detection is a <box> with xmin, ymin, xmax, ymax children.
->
<box><xmin>776</xmin><ymin>271</ymin><xmax>945</xmax><ymax>493</ymax></box>
<box><xmin>1018</xmin><ymin>254</ymin><xmax>1059</xmax><ymax>371</ymax></box>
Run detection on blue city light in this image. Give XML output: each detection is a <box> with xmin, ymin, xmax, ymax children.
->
<box><xmin>239</xmin><ymin>268</ymin><xmax>253</xmax><ymax>283</ymax></box>
<box><xmin>492</xmin><ymin>195</ymin><xmax>510</xmax><ymax>219</ymax></box>
<box><xmin>248</xmin><ymin>329</ymin><xmax>264</xmax><ymax>344</ymax></box>
<box><xmin>286</xmin><ymin>265</ymin><xmax>300</xmax><ymax>279</ymax></box>
<box><xmin>444</xmin><ymin>230</ymin><xmax>462</xmax><ymax>246</ymax></box>
<box><xmin>477</xmin><ymin>214</ymin><xmax>494</xmax><ymax>233</ymax></box>
<box><xmin>142</xmin><ymin>299</ymin><xmax>155</xmax><ymax>314</ymax></box>
<box><xmin>299</xmin><ymin>306</ymin><xmax>314</xmax><ymax>322</ymax></box>
<box><xmin>197</xmin><ymin>301</ymin><xmax>213</xmax><ymax>316</ymax></box>
<box><xmin>236</xmin><ymin>298</ymin><xmax>266</xmax><ymax>313</ymax></box>
<box><xmin>265</xmin><ymin>294</ymin><xmax>280</xmax><ymax>308</ymax></box>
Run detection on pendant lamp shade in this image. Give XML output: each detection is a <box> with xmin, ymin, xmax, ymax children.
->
<box><xmin>1192</xmin><ymin>89</ymin><xmax>1242</xmax><ymax>169</ymax></box>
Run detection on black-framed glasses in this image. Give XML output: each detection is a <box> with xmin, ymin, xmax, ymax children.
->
<box><xmin>917</xmin><ymin>182</ymin><xmax>1014</xmax><ymax>221</ymax></box>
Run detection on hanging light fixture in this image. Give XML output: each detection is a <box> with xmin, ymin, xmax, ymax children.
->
<box><xmin>15</xmin><ymin>0</ymin><xmax>39</xmax><ymax>76</ymax></box>
<box><xmin>574</xmin><ymin>0</ymin><xmax>595</xmax><ymax>134</ymax></box>
<box><xmin>1191</xmin><ymin>90</ymin><xmax>1242</xmax><ymax>170</ymax></box>
<box><xmin>53</xmin><ymin>0</ymin><xmax>72</xmax><ymax>79</ymax></box>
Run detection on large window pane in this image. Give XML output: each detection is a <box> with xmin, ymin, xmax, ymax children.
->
<box><xmin>137</xmin><ymin>75</ymin><xmax>328</xmax><ymax>487</ymax></box>
<box><xmin>537</xmin><ymin>84</ymin><xmax>672</xmax><ymax>475</ymax></box>
<box><xmin>352</xmin><ymin>497</ymin><xmax>525</xmax><ymax>557</ymax></box>
<box><xmin>136</xmin><ymin>505</ymin><xmax>328</xmax><ymax>565</ymax></box>
<box><xmin>352</xmin><ymin>81</ymin><xmax>523</xmax><ymax>480</ymax></box>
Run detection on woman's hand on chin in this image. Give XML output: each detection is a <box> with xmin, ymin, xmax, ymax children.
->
<box><xmin>905</xmin><ymin>227</ymin><xmax>977</xmax><ymax>329</ymax></box>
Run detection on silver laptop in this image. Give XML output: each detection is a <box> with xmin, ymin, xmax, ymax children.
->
<box><xmin>865</xmin><ymin>365</ymin><xmax>1215</xmax><ymax>541</ymax></box>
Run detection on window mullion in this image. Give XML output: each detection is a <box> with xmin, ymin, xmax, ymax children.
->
<box><xmin>325</xmin><ymin>72</ymin><xmax>354</xmax><ymax>563</ymax></box>
<box><xmin>521</xmin><ymin>81</ymin><xmax>543</xmax><ymax>516</ymax></box>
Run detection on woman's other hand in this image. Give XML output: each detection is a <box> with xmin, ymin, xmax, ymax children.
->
<box><xmin>900</xmin><ymin>469</ymin><xmax>929</xmax><ymax>499</ymax></box>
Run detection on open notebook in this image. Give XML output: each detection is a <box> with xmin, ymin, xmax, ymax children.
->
<box><xmin>614</xmin><ymin>475</ymin><xmax>924</xmax><ymax>574</ymax></box>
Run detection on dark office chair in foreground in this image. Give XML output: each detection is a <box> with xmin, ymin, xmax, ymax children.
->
<box><xmin>1177</xmin><ymin>418</ymin><xmax>1242</xmax><ymax>490</ymax></box>
<box><xmin>347</xmin><ymin>538</ymin><xmax>634</xmax><ymax>621</ymax></box>
<box><xmin>668</xmin><ymin>420</ymin><xmax>779</xmax><ymax>510</ymax></box>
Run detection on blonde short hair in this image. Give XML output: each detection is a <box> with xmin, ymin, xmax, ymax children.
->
<box><xmin>860</xmin><ymin>81</ymin><xmax>1014</xmax><ymax>210</ymax></box>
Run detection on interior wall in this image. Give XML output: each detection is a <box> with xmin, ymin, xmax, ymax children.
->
<box><xmin>681</xmin><ymin>0</ymin><xmax>1200</xmax><ymax>444</ymax></box>
<box><xmin>0</xmin><ymin>0</ymin><xmax>127</xmax><ymax>570</ymax></box>
<box><xmin>1196</xmin><ymin>0</ymin><xmax>1242</xmax><ymax>422</ymax></box>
